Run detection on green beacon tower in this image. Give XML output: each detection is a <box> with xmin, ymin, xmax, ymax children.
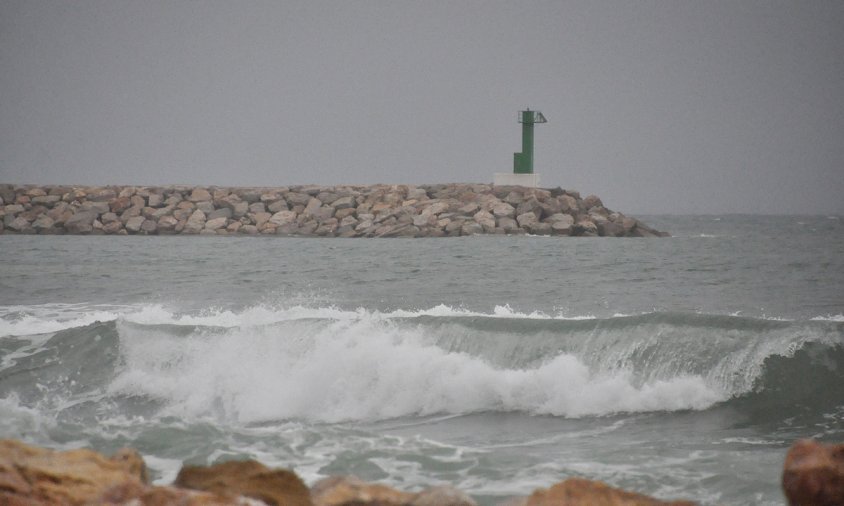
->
<box><xmin>494</xmin><ymin>108</ymin><xmax>547</xmax><ymax>188</ymax></box>
<box><xmin>513</xmin><ymin>109</ymin><xmax>547</xmax><ymax>175</ymax></box>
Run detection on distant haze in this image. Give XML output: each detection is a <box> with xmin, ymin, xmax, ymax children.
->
<box><xmin>1</xmin><ymin>1</ymin><xmax>842</xmax><ymax>214</ymax></box>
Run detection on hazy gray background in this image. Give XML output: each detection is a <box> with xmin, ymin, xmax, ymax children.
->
<box><xmin>1</xmin><ymin>1</ymin><xmax>842</xmax><ymax>214</ymax></box>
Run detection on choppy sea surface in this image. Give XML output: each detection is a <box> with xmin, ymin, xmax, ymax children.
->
<box><xmin>1</xmin><ymin>215</ymin><xmax>842</xmax><ymax>505</ymax></box>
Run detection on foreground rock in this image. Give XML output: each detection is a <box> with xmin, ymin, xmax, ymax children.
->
<box><xmin>175</xmin><ymin>460</ymin><xmax>311</xmax><ymax>506</ymax></box>
<box><xmin>0</xmin><ymin>439</ymin><xmax>147</xmax><ymax>505</ymax></box>
<box><xmin>782</xmin><ymin>439</ymin><xmax>844</xmax><ymax>506</ymax></box>
<box><xmin>0</xmin><ymin>183</ymin><xmax>667</xmax><ymax>237</ymax></box>
<box><xmin>311</xmin><ymin>475</ymin><xmax>476</xmax><ymax>506</ymax></box>
<box><xmin>506</xmin><ymin>477</ymin><xmax>696</xmax><ymax>506</ymax></box>
<box><xmin>0</xmin><ymin>439</ymin><xmax>699</xmax><ymax>505</ymax></box>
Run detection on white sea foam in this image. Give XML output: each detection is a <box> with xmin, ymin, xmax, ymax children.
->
<box><xmin>812</xmin><ymin>314</ymin><xmax>844</xmax><ymax>322</ymax></box>
<box><xmin>0</xmin><ymin>305</ymin><xmax>124</xmax><ymax>337</ymax></box>
<box><xmin>0</xmin><ymin>302</ymin><xmax>615</xmax><ymax>338</ymax></box>
<box><xmin>107</xmin><ymin>314</ymin><xmax>725</xmax><ymax>424</ymax></box>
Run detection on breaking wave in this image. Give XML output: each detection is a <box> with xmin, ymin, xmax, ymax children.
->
<box><xmin>1</xmin><ymin>304</ymin><xmax>842</xmax><ymax>424</ymax></box>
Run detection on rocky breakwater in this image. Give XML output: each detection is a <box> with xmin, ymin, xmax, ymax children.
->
<box><xmin>0</xmin><ymin>183</ymin><xmax>667</xmax><ymax>238</ymax></box>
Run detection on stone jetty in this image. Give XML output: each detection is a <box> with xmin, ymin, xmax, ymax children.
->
<box><xmin>0</xmin><ymin>183</ymin><xmax>667</xmax><ymax>237</ymax></box>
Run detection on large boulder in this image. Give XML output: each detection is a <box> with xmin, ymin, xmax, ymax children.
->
<box><xmin>473</xmin><ymin>210</ymin><xmax>496</xmax><ymax>231</ymax></box>
<box><xmin>124</xmin><ymin>216</ymin><xmax>146</xmax><ymax>233</ymax></box>
<box><xmin>516</xmin><ymin>212</ymin><xmax>538</xmax><ymax>229</ymax></box>
<box><xmin>782</xmin><ymin>439</ymin><xmax>844</xmax><ymax>506</ymax></box>
<box><xmin>188</xmin><ymin>188</ymin><xmax>212</xmax><ymax>202</ymax></box>
<box><xmin>492</xmin><ymin>202</ymin><xmax>516</xmax><ymax>218</ymax></box>
<box><xmin>174</xmin><ymin>459</ymin><xmax>311</xmax><ymax>506</ymax></box>
<box><xmin>0</xmin><ymin>439</ymin><xmax>147</xmax><ymax>505</ymax></box>
<box><xmin>270</xmin><ymin>210</ymin><xmax>297</xmax><ymax>227</ymax></box>
<box><xmin>204</xmin><ymin>217</ymin><xmax>228</xmax><ymax>231</ymax></box>
<box><xmin>518</xmin><ymin>477</ymin><xmax>695</xmax><ymax>506</ymax></box>
<box><xmin>311</xmin><ymin>475</ymin><xmax>413</xmax><ymax>506</ymax></box>
<box><xmin>31</xmin><ymin>215</ymin><xmax>55</xmax><ymax>232</ymax></box>
<box><xmin>183</xmin><ymin>210</ymin><xmax>206</xmax><ymax>234</ymax></box>
<box><xmin>208</xmin><ymin>208</ymin><xmax>232</xmax><ymax>221</ymax></box>
<box><xmin>64</xmin><ymin>211</ymin><xmax>98</xmax><ymax>234</ymax></box>
<box><xmin>311</xmin><ymin>476</ymin><xmax>476</xmax><ymax>506</ymax></box>
<box><xmin>87</xmin><ymin>188</ymin><xmax>117</xmax><ymax>202</ymax></box>
<box><xmin>583</xmin><ymin>194</ymin><xmax>603</xmax><ymax>210</ymax></box>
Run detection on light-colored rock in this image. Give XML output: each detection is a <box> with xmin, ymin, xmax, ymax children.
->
<box><xmin>286</xmin><ymin>192</ymin><xmax>311</xmax><ymax>206</ymax></box>
<box><xmin>492</xmin><ymin>202</ymin><xmax>516</xmax><ymax>218</ymax></box>
<box><xmin>583</xmin><ymin>194</ymin><xmax>603</xmax><ymax>210</ymax></box>
<box><xmin>516</xmin><ymin>212</ymin><xmax>538</xmax><ymax>229</ymax></box>
<box><xmin>125</xmin><ymin>216</ymin><xmax>146</xmax><ymax>233</ymax></box>
<box><xmin>462</xmin><ymin>221</ymin><xmax>484</xmax><ymax>235</ymax></box>
<box><xmin>88</xmin><ymin>188</ymin><xmax>117</xmax><ymax>202</ymax></box>
<box><xmin>516</xmin><ymin>197</ymin><xmax>542</xmax><ymax>219</ymax></box>
<box><xmin>103</xmin><ymin>221</ymin><xmax>123</xmax><ymax>234</ymax></box>
<box><xmin>118</xmin><ymin>187</ymin><xmax>136</xmax><ymax>198</ymax></box>
<box><xmin>147</xmin><ymin>193</ymin><xmax>164</xmax><ymax>207</ymax></box>
<box><xmin>120</xmin><ymin>206</ymin><xmax>142</xmax><ymax>224</ymax></box>
<box><xmin>559</xmin><ymin>194</ymin><xmax>578</xmax><ymax>213</ymax></box>
<box><xmin>504</xmin><ymin>190</ymin><xmax>525</xmax><ymax>205</ymax></box>
<box><xmin>100</xmin><ymin>212</ymin><xmax>119</xmax><ymax>224</ymax></box>
<box><xmin>32</xmin><ymin>215</ymin><xmax>55</xmax><ymax>231</ymax></box>
<box><xmin>65</xmin><ymin>211</ymin><xmax>98</xmax><ymax>233</ymax></box>
<box><xmin>473</xmin><ymin>210</ymin><xmax>496</xmax><ymax>231</ymax></box>
<box><xmin>32</xmin><ymin>195</ymin><xmax>61</xmax><ymax>206</ymax></box>
<box><xmin>24</xmin><ymin>187</ymin><xmax>47</xmax><ymax>197</ymax></box>
<box><xmin>0</xmin><ymin>439</ymin><xmax>147</xmax><ymax>506</ymax></box>
<box><xmin>267</xmin><ymin>200</ymin><xmax>288</xmax><ymax>213</ymax></box>
<box><xmin>248</xmin><ymin>202</ymin><xmax>267</xmax><ymax>214</ymax></box>
<box><xmin>130</xmin><ymin>195</ymin><xmax>146</xmax><ymax>208</ymax></box>
<box><xmin>317</xmin><ymin>192</ymin><xmax>340</xmax><ymax>205</ymax></box>
<box><xmin>196</xmin><ymin>201</ymin><xmax>215</xmax><ymax>214</ymax></box>
<box><xmin>231</xmin><ymin>201</ymin><xmax>249</xmax><ymax>218</ymax></box>
<box><xmin>183</xmin><ymin>210</ymin><xmax>207</xmax><ymax>234</ymax></box>
<box><xmin>412</xmin><ymin>485</ymin><xmax>477</xmax><ymax>506</ymax></box>
<box><xmin>157</xmin><ymin>216</ymin><xmax>178</xmax><ymax>232</ymax></box>
<box><xmin>339</xmin><ymin>215</ymin><xmax>358</xmax><ymax>228</ymax></box>
<box><xmin>459</xmin><ymin>202</ymin><xmax>480</xmax><ymax>215</ymax></box>
<box><xmin>270</xmin><ymin>210</ymin><xmax>297</xmax><ymax>226</ymax></box>
<box><xmin>208</xmin><ymin>208</ymin><xmax>232</xmax><ymax>221</ymax></box>
<box><xmin>521</xmin><ymin>477</ymin><xmax>695</xmax><ymax>506</ymax></box>
<box><xmin>413</xmin><ymin>213</ymin><xmax>437</xmax><ymax>227</ymax></box>
<box><xmin>550</xmin><ymin>215</ymin><xmax>575</xmax><ymax>235</ymax></box>
<box><xmin>204</xmin><ymin>217</ymin><xmax>228</xmax><ymax>231</ymax></box>
<box><xmin>497</xmin><ymin>217</ymin><xmax>518</xmax><ymax>232</ymax></box>
<box><xmin>575</xmin><ymin>218</ymin><xmax>598</xmax><ymax>236</ymax></box>
<box><xmin>306</xmin><ymin>205</ymin><xmax>335</xmax><ymax>222</ymax></box>
<box><xmin>7</xmin><ymin>216</ymin><xmax>31</xmax><ymax>231</ymax></box>
<box><xmin>188</xmin><ymin>188</ymin><xmax>212</xmax><ymax>202</ymax></box>
<box><xmin>4</xmin><ymin>204</ymin><xmax>25</xmax><ymax>216</ymax></box>
<box><xmin>252</xmin><ymin>212</ymin><xmax>272</xmax><ymax>228</ymax></box>
<box><xmin>332</xmin><ymin>195</ymin><xmax>355</xmax><ymax>210</ymax></box>
<box><xmin>260</xmin><ymin>191</ymin><xmax>281</xmax><ymax>203</ymax></box>
<box><xmin>311</xmin><ymin>475</ymin><xmax>412</xmax><ymax>506</ymax></box>
<box><xmin>140</xmin><ymin>219</ymin><xmax>157</xmax><ymax>234</ymax></box>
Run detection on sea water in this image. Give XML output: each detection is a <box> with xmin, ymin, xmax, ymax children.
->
<box><xmin>1</xmin><ymin>215</ymin><xmax>842</xmax><ymax>505</ymax></box>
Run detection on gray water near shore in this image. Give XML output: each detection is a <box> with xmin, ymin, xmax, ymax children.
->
<box><xmin>1</xmin><ymin>215</ymin><xmax>843</xmax><ymax>505</ymax></box>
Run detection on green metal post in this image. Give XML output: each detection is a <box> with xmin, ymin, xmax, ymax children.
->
<box><xmin>519</xmin><ymin>111</ymin><xmax>535</xmax><ymax>174</ymax></box>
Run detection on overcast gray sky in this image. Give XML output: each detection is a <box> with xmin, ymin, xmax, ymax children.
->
<box><xmin>1</xmin><ymin>1</ymin><xmax>842</xmax><ymax>214</ymax></box>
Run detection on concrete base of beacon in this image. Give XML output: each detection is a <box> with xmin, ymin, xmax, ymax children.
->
<box><xmin>493</xmin><ymin>173</ymin><xmax>541</xmax><ymax>188</ymax></box>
